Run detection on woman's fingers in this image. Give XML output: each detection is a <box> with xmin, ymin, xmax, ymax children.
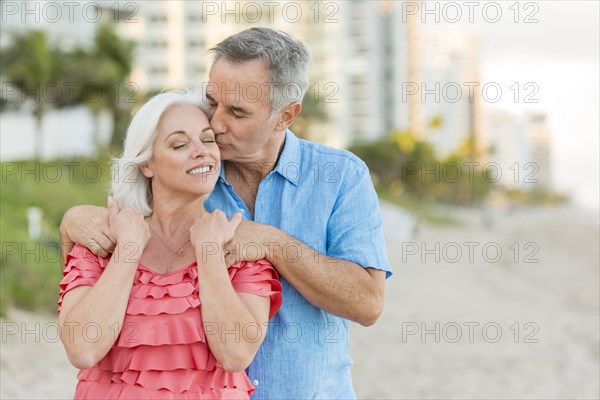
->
<box><xmin>228</xmin><ymin>212</ymin><xmax>243</xmax><ymax>230</ymax></box>
<box><xmin>191</xmin><ymin>211</ymin><xmax>243</xmax><ymax>248</ymax></box>
<box><xmin>107</xmin><ymin>196</ymin><xmax>118</xmax><ymax>227</ymax></box>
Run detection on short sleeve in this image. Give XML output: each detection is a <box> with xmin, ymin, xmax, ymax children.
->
<box><xmin>228</xmin><ymin>259</ymin><xmax>282</xmax><ymax>319</ymax></box>
<box><xmin>58</xmin><ymin>244</ymin><xmax>107</xmax><ymax>313</ymax></box>
<box><xmin>327</xmin><ymin>161</ymin><xmax>393</xmax><ymax>278</ymax></box>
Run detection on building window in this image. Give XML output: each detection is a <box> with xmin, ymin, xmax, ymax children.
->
<box><xmin>149</xmin><ymin>14</ymin><xmax>167</xmax><ymax>23</ymax></box>
<box><xmin>191</xmin><ymin>66</ymin><xmax>205</xmax><ymax>76</ymax></box>
<box><xmin>148</xmin><ymin>41</ymin><xmax>168</xmax><ymax>48</ymax></box>
<box><xmin>149</xmin><ymin>66</ymin><xmax>168</xmax><ymax>75</ymax></box>
<box><xmin>188</xmin><ymin>40</ymin><xmax>205</xmax><ymax>48</ymax></box>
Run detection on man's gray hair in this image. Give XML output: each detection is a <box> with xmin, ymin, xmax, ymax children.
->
<box><xmin>209</xmin><ymin>27</ymin><xmax>310</xmax><ymax>114</ymax></box>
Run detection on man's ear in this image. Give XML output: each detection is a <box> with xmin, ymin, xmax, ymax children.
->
<box><xmin>275</xmin><ymin>103</ymin><xmax>302</xmax><ymax>132</ymax></box>
<box><xmin>140</xmin><ymin>162</ymin><xmax>154</xmax><ymax>178</ymax></box>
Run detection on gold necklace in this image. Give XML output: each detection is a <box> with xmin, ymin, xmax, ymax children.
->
<box><xmin>148</xmin><ymin>224</ymin><xmax>191</xmax><ymax>257</ymax></box>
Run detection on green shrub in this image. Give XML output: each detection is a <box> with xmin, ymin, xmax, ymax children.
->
<box><xmin>1</xmin><ymin>159</ymin><xmax>111</xmax><ymax>316</ymax></box>
<box><xmin>349</xmin><ymin>133</ymin><xmax>494</xmax><ymax>207</ymax></box>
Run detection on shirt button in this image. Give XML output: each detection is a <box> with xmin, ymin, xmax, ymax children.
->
<box><xmin>252</xmin><ymin>379</ymin><xmax>259</xmax><ymax>386</ymax></box>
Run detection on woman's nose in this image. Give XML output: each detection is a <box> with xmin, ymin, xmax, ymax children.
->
<box><xmin>191</xmin><ymin>141</ymin><xmax>209</xmax><ymax>158</ymax></box>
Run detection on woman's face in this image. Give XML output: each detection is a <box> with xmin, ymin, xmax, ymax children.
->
<box><xmin>141</xmin><ymin>104</ymin><xmax>220</xmax><ymax>199</ymax></box>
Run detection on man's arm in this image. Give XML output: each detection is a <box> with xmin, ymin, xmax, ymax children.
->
<box><xmin>225</xmin><ymin>222</ymin><xmax>386</xmax><ymax>326</ymax></box>
<box><xmin>225</xmin><ymin>159</ymin><xmax>391</xmax><ymax>326</ymax></box>
<box><xmin>59</xmin><ymin>205</ymin><xmax>114</xmax><ymax>265</ymax></box>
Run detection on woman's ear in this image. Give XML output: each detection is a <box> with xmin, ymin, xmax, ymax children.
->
<box><xmin>140</xmin><ymin>162</ymin><xmax>154</xmax><ymax>178</ymax></box>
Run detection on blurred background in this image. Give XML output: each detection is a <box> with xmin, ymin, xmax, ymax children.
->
<box><xmin>1</xmin><ymin>1</ymin><xmax>598</xmax><ymax>398</ymax></box>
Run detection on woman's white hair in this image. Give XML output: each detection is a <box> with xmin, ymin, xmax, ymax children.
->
<box><xmin>110</xmin><ymin>89</ymin><xmax>209</xmax><ymax>215</ymax></box>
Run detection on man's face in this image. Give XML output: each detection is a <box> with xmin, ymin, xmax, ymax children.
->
<box><xmin>206</xmin><ymin>58</ymin><xmax>281</xmax><ymax>163</ymax></box>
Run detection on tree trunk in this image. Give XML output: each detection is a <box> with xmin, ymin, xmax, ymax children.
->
<box><xmin>33</xmin><ymin>105</ymin><xmax>44</xmax><ymax>161</ymax></box>
<box><xmin>109</xmin><ymin>105</ymin><xmax>124</xmax><ymax>150</ymax></box>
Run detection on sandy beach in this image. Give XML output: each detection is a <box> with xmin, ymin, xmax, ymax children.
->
<box><xmin>1</xmin><ymin>202</ymin><xmax>599</xmax><ymax>399</ymax></box>
<box><xmin>351</xmin><ymin>203</ymin><xmax>600</xmax><ymax>399</ymax></box>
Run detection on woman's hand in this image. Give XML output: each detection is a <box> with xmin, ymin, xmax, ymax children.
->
<box><xmin>190</xmin><ymin>210</ymin><xmax>242</xmax><ymax>254</ymax></box>
<box><xmin>107</xmin><ymin>196</ymin><xmax>150</xmax><ymax>255</ymax></box>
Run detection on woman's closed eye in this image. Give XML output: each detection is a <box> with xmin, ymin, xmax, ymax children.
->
<box><xmin>201</xmin><ymin>131</ymin><xmax>216</xmax><ymax>143</ymax></box>
<box><xmin>172</xmin><ymin>141</ymin><xmax>188</xmax><ymax>149</ymax></box>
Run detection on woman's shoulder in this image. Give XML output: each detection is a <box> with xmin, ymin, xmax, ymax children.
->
<box><xmin>65</xmin><ymin>244</ymin><xmax>110</xmax><ymax>270</ymax></box>
<box><xmin>228</xmin><ymin>259</ymin><xmax>279</xmax><ymax>281</ymax></box>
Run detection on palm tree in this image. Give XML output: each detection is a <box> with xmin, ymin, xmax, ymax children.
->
<box><xmin>90</xmin><ymin>23</ymin><xmax>135</xmax><ymax>150</ymax></box>
<box><xmin>0</xmin><ymin>30</ymin><xmax>56</xmax><ymax>159</ymax></box>
<box><xmin>52</xmin><ymin>23</ymin><xmax>135</xmax><ymax>153</ymax></box>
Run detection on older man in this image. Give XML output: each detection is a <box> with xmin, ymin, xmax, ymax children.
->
<box><xmin>61</xmin><ymin>28</ymin><xmax>392</xmax><ymax>399</ymax></box>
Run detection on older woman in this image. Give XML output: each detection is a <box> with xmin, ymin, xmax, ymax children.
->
<box><xmin>58</xmin><ymin>91</ymin><xmax>282</xmax><ymax>399</ymax></box>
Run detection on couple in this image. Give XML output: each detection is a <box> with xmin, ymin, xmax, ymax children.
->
<box><xmin>58</xmin><ymin>28</ymin><xmax>392</xmax><ymax>399</ymax></box>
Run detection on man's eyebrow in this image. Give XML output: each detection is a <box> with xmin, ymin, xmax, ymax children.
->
<box><xmin>202</xmin><ymin>127</ymin><xmax>213</xmax><ymax>133</ymax></box>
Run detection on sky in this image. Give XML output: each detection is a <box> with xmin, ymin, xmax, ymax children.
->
<box><xmin>423</xmin><ymin>0</ymin><xmax>599</xmax><ymax>210</ymax></box>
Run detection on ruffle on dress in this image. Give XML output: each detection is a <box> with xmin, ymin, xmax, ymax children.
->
<box><xmin>58</xmin><ymin>244</ymin><xmax>282</xmax><ymax>399</ymax></box>
<box><xmin>228</xmin><ymin>259</ymin><xmax>282</xmax><ymax>319</ymax></box>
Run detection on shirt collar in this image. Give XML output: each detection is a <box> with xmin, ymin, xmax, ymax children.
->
<box><xmin>218</xmin><ymin>130</ymin><xmax>301</xmax><ymax>187</ymax></box>
<box><xmin>273</xmin><ymin>129</ymin><xmax>301</xmax><ymax>186</ymax></box>
<box><xmin>217</xmin><ymin>159</ymin><xmax>231</xmax><ymax>189</ymax></box>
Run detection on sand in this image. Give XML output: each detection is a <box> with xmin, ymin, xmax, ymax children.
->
<box><xmin>350</xmin><ymin>203</ymin><xmax>600</xmax><ymax>399</ymax></box>
<box><xmin>1</xmin><ymin>203</ymin><xmax>599</xmax><ymax>399</ymax></box>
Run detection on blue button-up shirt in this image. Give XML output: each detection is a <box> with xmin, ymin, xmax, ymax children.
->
<box><xmin>206</xmin><ymin>130</ymin><xmax>392</xmax><ymax>399</ymax></box>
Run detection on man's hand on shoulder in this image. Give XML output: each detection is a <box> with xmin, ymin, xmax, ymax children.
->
<box><xmin>60</xmin><ymin>205</ymin><xmax>114</xmax><ymax>262</ymax></box>
<box><xmin>223</xmin><ymin>220</ymin><xmax>279</xmax><ymax>267</ymax></box>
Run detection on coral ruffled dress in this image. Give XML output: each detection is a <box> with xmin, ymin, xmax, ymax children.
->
<box><xmin>58</xmin><ymin>244</ymin><xmax>282</xmax><ymax>399</ymax></box>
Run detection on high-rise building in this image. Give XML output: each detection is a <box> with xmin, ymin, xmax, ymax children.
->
<box><xmin>383</xmin><ymin>1</ymin><xmax>424</xmax><ymax>138</ymax></box>
<box><xmin>487</xmin><ymin>110</ymin><xmax>553</xmax><ymax>190</ymax></box>
<box><xmin>338</xmin><ymin>1</ymin><xmax>386</xmax><ymax>142</ymax></box>
<box><xmin>486</xmin><ymin>110</ymin><xmax>527</xmax><ymax>188</ymax></box>
<box><xmin>418</xmin><ymin>30</ymin><xmax>484</xmax><ymax>158</ymax></box>
<box><xmin>114</xmin><ymin>1</ymin><xmax>207</xmax><ymax>90</ymax></box>
<box><xmin>526</xmin><ymin>113</ymin><xmax>553</xmax><ymax>189</ymax></box>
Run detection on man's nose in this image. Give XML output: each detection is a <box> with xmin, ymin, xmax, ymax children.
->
<box><xmin>209</xmin><ymin>106</ymin><xmax>226</xmax><ymax>134</ymax></box>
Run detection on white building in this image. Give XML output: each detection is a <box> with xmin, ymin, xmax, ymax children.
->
<box><xmin>0</xmin><ymin>0</ymin><xmax>98</xmax><ymax>49</ymax></box>
<box><xmin>418</xmin><ymin>30</ymin><xmax>485</xmax><ymax>158</ymax></box>
<box><xmin>487</xmin><ymin>110</ymin><xmax>553</xmax><ymax>190</ymax></box>
<box><xmin>525</xmin><ymin>113</ymin><xmax>553</xmax><ymax>189</ymax></box>
<box><xmin>382</xmin><ymin>0</ymin><xmax>422</xmax><ymax>138</ymax></box>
